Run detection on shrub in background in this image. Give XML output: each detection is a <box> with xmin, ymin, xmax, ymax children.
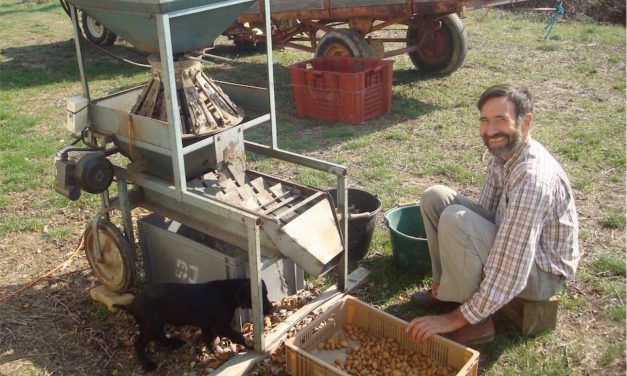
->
<box><xmin>581</xmin><ymin>0</ymin><xmax>626</xmax><ymax>24</ymax></box>
<box><xmin>501</xmin><ymin>0</ymin><xmax>626</xmax><ymax>24</ymax></box>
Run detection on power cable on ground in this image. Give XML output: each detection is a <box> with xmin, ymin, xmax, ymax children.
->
<box><xmin>0</xmin><ymin>236</ymin><xmax>85</xmax><ymax>303</ymax></box>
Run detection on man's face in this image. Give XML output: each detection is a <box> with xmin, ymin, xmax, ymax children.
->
<box><xmin>479</xmin><ymin>97</ymin><xmax>530</xmax><ymax>160</ymax></box>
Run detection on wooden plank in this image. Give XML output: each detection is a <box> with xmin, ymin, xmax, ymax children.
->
<box><xmin>211</xmin><ymin>351</ymin><xmax>263</xmax><ymax>376</ymax></box>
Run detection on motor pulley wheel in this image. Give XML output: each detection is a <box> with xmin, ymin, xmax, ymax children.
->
<box><xmin>83</xmin><ymin>220</ymin><xmax>135</xmax><ymax>292</ymax></box>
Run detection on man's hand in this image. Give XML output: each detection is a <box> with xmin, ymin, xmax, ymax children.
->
<box><xmin>405</xmin><ymin>308</ymin><xmax>469</xmax><ymax>342</ymax></box>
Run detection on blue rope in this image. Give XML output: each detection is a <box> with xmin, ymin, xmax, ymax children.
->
<box><xmin>544</xmin><ymin>0</ymin><xmax>565</xmax><ymax>40</ymax></box>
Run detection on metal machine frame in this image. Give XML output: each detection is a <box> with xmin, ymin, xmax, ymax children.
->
<box><xmin>66</xmin><ymin>0</ymin><xmax>349</xmax><ymax>354</ymax></box>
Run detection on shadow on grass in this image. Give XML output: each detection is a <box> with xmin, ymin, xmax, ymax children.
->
<box><xmin>0</xmin><ymin>270</ymin><xmax>138</xmax><ymax>375</ymax></box>
<box><xmin>392</xmin><ymin>67</ymin><xmax>456</xmax><ymax>86</ymax></box>
<box><xmin>0</xmin><ymin>39</ymin><xmax>149</xmax><ymax>90</ymax></box>
<box><xmin>199</xmin><ymin>48</ymin><xmax>447</xmax><ymax>155</ymax></box>
<box><xmin>2</xmin><ymin>36</ymin><xmax>445</xmax><ymax>156</ymax></box>
<box><xmin>356</xmin><ymin>252</ymin><xmax>433</xmax><ymax>318</ymax></box>
<box><xmin>0</xmin><ymin>2</ymin><xmax>58</xmax><ymax>16</ymax></box>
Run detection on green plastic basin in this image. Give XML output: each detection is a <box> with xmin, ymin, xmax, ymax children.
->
<box><xmin>384</xmin><ymin>204</ymin><xmax>431</xmax><ymax>276</ymax></box>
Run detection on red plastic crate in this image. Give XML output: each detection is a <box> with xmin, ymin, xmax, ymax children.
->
<box><xmin>288</xmin><ymin>56</ymin><xmax>393</xmax><ymax>125</ymax></box>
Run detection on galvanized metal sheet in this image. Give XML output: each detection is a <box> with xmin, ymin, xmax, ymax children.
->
<box><xmin>281</xmin><ymin>199</ymin><xmax>343</xmax><ymax>266</ymax></box>
<box><xmin>71</xmin><ymin>0</ymin><xmax>255</xmax><ymax>53</ymax></box>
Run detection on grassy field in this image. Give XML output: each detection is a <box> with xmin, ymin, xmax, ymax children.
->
<box><xmin>0</xmin><ymin>1</ymin><xmax>625</xmax><ymax>375</ymax></box>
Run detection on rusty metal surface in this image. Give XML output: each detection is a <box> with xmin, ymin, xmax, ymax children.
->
<box><xmin>235</xmin><ymin>0</ymin><xmax>527</xmax><ymax>38</ymax></box>
<box><xmin>236</xmin><ymin>0</ymin><xmax>472</xmax><ymax>24</ymax></box>
<box><xmin>348</xmin><ymin>17</ymin><xmax>375</xmax><ymax>34</ymax></box>
<box><xmin>462</xmin><ymin>0</ymin><xmax>523</xmax><ymax>10</ymax></box>
<box><xmin>229</xmin><ymin>0</ymin><xmax>465</xmax><ymax>52</ymax></box>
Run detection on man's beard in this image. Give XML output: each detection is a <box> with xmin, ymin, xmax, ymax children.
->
<box><xmin>482</xmin><ymin>128</ymin><xmax>523</xmax><ymax>158</ymax></box>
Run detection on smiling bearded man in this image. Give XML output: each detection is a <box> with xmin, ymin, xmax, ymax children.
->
<box><xmin>404</xmin><ymin>84</ymin><xmax>580</xmax><ymax>346</ymax></box>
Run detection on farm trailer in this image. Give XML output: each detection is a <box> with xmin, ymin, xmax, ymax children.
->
<box><xmin>70</xmin><ymin>0</ymin><xmax>526</xmax><ymax>75</ymax></box>
<box><xmin>227</xmin><ymin>0</ymin><xmax>526</xmax><ymax>75</ymax></box>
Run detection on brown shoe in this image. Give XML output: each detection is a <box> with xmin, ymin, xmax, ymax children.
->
<box><xmin>443</xmin><ymin>317</ymin><xmax>495</xmax><ymax>346</ymax></box>
<box><xmin>411</xmin><ymin>291</ymin><xmax>460</xmax><ymax>310</ymax></box>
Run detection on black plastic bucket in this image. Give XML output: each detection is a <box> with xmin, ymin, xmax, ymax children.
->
<box><xmin>326</xmin><ymin>188</ymin><xmax>382</xmax><ymax>261</ymax></box>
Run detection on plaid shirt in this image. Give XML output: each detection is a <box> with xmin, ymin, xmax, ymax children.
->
<box><xmin>460</xmin><ymin>139</ymin><xmax>579</xmax><ymax>324</ymax></box>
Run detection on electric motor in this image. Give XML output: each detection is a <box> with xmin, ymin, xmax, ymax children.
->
<box><xmin>54</xmin><ymin>147</ymin><xmax>114</xmax><ymax>201</ymax></box>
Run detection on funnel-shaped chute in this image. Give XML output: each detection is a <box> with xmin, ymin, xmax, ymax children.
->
<box><xmin>131</xmin><ymin>57</ymin><xmax>244</xmax><ymax>136</ymax></box>
<box><xmin>67</xmin><ymin>0</ymin><xmax>256</xmax><ymax>53</ymax></box>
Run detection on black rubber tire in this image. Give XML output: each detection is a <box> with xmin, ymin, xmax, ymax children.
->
<box><xmin>406</xmin><ymin>14</ymin><xmax>467</xmax><ymax>75</ymax></box>
<box><xmin>84</xmin><ymin>220</ymin><xmax>135</xmax><ymax>292</ymax></box>
<box><xmin>315</xmin><ymin>29</ymin><xmax>374</xmax><ymax>58</ymax></box>
<box><xmin>81</xmin><ymin>12</ymin><xmax>118</xmax><ymax>46</ymax></box>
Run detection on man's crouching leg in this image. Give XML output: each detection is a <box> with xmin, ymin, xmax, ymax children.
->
<box><xmin>436</xmin><ymin>204</ymin><xmax>496</xmax><ymax>304</ymax></box>
<box><xmin>421</xmin><ymin>185</ymin><xmax>459</xmax><ymax>288</ymax></box>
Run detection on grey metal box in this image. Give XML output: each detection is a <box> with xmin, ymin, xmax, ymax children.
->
<box><xmin>137</xmin><ymin>214</ymin><xmax>304</xmax><ymax>303</ymax></box>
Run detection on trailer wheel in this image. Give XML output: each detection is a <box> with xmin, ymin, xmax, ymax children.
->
<box><xmin>406</xmin><ymin>14</ymin><xmax>467</xmax><ymax>75</ymax></box>
<box><xmin>315</xmin><ymin>29</ymin><xmax>374</xmax><ymax>58</ymax></box>
<box><xmin>84</xmin><ymin>220</ymin><xmax>135</xmax><ymax>292</ymax></box>
<box><xmin>81</xmin><ymin>12</ymin><xmax>118</xmax><ymax>46</ymax></box>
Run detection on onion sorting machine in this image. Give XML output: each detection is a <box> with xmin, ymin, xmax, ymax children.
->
<box><xmin>53</xmin><ymin>0</ymin><xmax>350</xmax><ymax>354</ymax></box>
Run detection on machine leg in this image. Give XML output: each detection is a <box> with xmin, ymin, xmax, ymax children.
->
<box><xmin>68</xmin><ymin>4</ymin><xmax>90</xmax><ymax>99</ymax></box>
<box><xmin>246</xmin><ymin>219</ymin><xmax>265</xmax><ymax>352</ymax></box>
<box><xmin>336</xmin><ymin>175</ymin><xmax>348</xmax><ymax>292</ymax></box>
<box><xmin>100</xmin><ymin>190</ymin><xmax>111</xmax><ymax>222</ymax></box>
<box><xmin>117</xmin><ymin>174</ymin><xmax>135</xmax><ymax>247</ymax></box>
<box><xmin>156</xmin><ymin>14</ymin><xmax>187</xmax><ymax>199</ymax></box>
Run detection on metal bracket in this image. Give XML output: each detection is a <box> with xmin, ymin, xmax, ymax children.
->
<box><xmin>91</xmin><ymin>207</ymin><xmax>116</xmax><ymax>263</ymax></box>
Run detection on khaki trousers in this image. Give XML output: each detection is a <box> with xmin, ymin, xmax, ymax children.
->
<box><xmin>420</xmin><ymin>185</ymin><xmax>563</xmax><ymax>303</ymax></box>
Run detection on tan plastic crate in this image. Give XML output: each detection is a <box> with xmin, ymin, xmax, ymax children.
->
<box><xmin>285</xmin><ymin>295</ymin><xmax>479</xmax><ymax>376</ymax></box>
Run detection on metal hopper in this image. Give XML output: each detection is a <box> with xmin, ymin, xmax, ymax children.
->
<box><xmin>67</xmin><ymin>0</ymin><xmax>256</xmax><ymax>53</ymax></box>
